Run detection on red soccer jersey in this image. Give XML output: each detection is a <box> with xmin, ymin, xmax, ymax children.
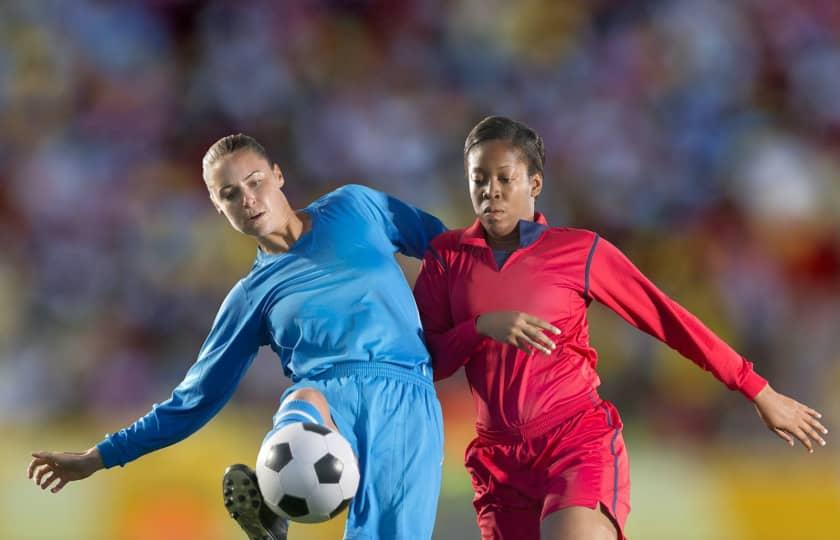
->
<box><xmin>414</xmin><ymin>213</ymin><xmax>768</xmax><ymax>433</ymax></box>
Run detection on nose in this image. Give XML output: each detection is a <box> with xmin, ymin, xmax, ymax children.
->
<box><xmin>241</xmin><ymin>188</ymin><xmax>256</xmax><ymax>208</ymax></box>
<box><xmin>479</xmin><ymin>178</ymin><xmax>502</xmax><ymax>201</ymax></box>
<box><xmin>488</xmin><ymin>177</ymin><xmax>502</xmax><ymax>199</ymax></box>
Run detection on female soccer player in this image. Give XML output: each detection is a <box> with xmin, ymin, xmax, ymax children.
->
<box><xmin>28</xmin><ymin>134</ymin><xmax>446</xmax><ymax>540</ymax></box>
<box><xmin>413</xmin><ymin>116</ymin><xmax>828</xmax><ymax>540</ymax></box>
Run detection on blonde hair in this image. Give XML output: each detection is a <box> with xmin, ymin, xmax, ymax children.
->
<box><xmin>202</xmin><ymin>133</ymin><xmax>271</xmax><ymax>179</ymax></box>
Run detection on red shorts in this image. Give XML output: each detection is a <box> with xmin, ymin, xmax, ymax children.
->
<box><xmin>464</xmin><ymin>400</ymin><xmax>630</xmax><ymax>540</ymax></box>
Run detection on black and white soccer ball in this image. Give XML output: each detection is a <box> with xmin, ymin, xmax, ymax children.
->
<box><xmin>255</xmin><ymin>422</ymin><xmax>360</xmax><ymax>523</ymax></box>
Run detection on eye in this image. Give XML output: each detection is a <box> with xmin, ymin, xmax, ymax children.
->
<box><xmin>220</xmin><ymin>188</ymin><xmax>237</xmax><ymax>201</ymax></box>
<box><xmin>247</xmin><ymin>175</ymin><xmax>264</xmax><ymax>190</ymax></box>
<box><xmin>499</xmin><ymin>176</ymin><xmax>511</xmax><ymax>183</ymax></box>
<box><xmin>471</xmin><ymin>176</ymin><xmax>487</xmax><ymax>185</ymax></box>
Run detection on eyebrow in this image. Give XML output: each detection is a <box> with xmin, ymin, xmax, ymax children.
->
<box><xmin>217</xmin><ymin>170</ymin><xmax>261</xmax><ymax>192</ymax></box>
<box><xmin>471</xmin><ymin>164</ymin><xmax>515</xmax><ymax>172</ymax></box>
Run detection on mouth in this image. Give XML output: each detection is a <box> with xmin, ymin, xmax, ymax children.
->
<box><xmin>483</xmin><ymin>207</ymin><xmax>505</xmax><ymax>215</ymax></box>
<box><xmin>248</xmin><ymin>211</ymin><xmax>266</xmax><ymax>222</ymax></box>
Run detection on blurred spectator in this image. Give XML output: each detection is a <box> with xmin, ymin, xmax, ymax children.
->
<box><xmin>1</xmin><ymin>0</ymin><xmax>838</xmax><ymax>445</ymax></box>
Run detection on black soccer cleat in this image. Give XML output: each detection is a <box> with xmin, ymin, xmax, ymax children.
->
<box><xmin>223</xmin><ymin>464</ymin><xmax>289</xmax><ymax>540</ymax></box>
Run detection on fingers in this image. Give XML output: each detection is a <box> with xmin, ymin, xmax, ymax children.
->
<box><xmin>803</xmin><ymin>424</ymin><xmax>827</xmax><ymax>448</ymax></box>
<box><xmin>27</xmin><ymin>458</ymin><xmax>42</xmax><ymax>479</ymax></box>
<box><xmin>774</xmin><ymin>428</ymin><xmax>795</xmax><ymax>447</ymax></box>
<box><xmin>40</xmin><ymin>471</ymin><xmax>60</xmax><ymax>491</ymax></box>
<box><xmin>28</xmin><ymin>452</ymin><xmax>51</xmax><ymax>479</ymax></box>
<box><xmin>792</xmin><ymin>427</ymin><xmax>815</xmax><ymax>453</ymax></box>
<box><xmin>805</xmin><ymin>407</ymin><xmax>822</xmax><ymax>419</ymax></box>
<box><xmin>522</xmin><ymin>314</ymin><xmax>562</xmax><ymax>335</ymax></box>
<box><xmin>806</xmin><ymin>415</ymin><xmax>829</xmax><ymax>437</ymax></box>
<box><xmin>520</xmin><ymin>326</ymin><xmax>555</xmax><ymax>355</ymax></box>
<box><xmin>51</xmin><ymin>477</ymin><xmax>69</xmax><ymax>494</ymax></box>
<box><xmin>791</xmin><ymin>405</ymin><xmax>828</xmax><ymax>452</ymax></box>
<box><xmin>511</xmin><ymin>333</ymin><xmax>549</xmax><ymax>355</ymax></box>
<box><xmin>35</xmin><ymin>461</ymin><xmax>54</xmax><ymax>486</ymax></box>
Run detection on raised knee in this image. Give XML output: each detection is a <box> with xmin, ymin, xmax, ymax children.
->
<box><xmin>282</xmin><ymin>388</ymin><xmax>336</xmax><ymax>431</ymax></box>
<box><xmin>285</xmin><ymin>387</ymin><xmax>327</xmax><ymax>406</ymax></box>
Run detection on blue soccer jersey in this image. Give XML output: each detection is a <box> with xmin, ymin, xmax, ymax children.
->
<box><xmin>97</xmin><ymin>184</ymin><xmax>446</xmax><ymax>468</ymax></box>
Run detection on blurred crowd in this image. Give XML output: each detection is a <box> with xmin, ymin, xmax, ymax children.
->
<box><xmin>1</xmin><ymin>0</ymin><xmax>838</xmax><ymax>443</ymax></box>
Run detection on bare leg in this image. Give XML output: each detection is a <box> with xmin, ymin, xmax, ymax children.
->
<box><xmin>281</xmin><ymin>387</ymin><xmax>339</xmax><ymax>432</ymax></box>
<box><xmin>540</xmin><ymin>505</ymin><xmax>619</xmax><ymax>540</ymax></box>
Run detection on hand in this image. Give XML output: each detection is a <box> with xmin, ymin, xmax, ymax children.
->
<box><xmin>753</xmin><ymin>385</ymin><xmax>828</xmax><ymax>453</ymax></box>
<box><xmin>476</xmin><ymin>311</ymin><xmax>561</xmax><ymax>355</ymax></box>
<box><xmin>27</xmin><ymin>447</ymin><xmax>104</xmax><ymax>493</ymax></box>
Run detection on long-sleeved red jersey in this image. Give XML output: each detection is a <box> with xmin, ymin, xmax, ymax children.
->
<box><xmin>413</xmin><ymin>213</ymin><xmax>768</xmax><ymax>435</ymax></box>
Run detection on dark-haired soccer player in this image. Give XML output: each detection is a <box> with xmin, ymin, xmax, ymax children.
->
<box><xmin>28</xmin><ymin>134</ymin><xmax>446</xmax><ymax>540</ymax></box>
<box><xmin>413</xmin><ymin>116</ymin><xmax>828</xmax><ymax>540</ymax></box>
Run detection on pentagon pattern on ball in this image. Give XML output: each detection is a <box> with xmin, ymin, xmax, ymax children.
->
<box><xmin>278</xmin><ymin>494</ymin><xmax>309</xmax><ymax>517</ymax></box>
<box><xmin>255</xmin><ymin>421</ymin><xmax>360</xmax><ymax>523</ymax></box>
<box><xmin>314</xmin><ymin>453</ymin><xmax>343</xmax><ymax>484</ymax></box>
<box><xmin>288</xmin><ymin>426</ymin><xmax>328</xmax><ymax>463</ymax></box>
<box><xmin>303</xmin><ymin>422</ymin><xmax>331</xmax><ymax>436</ymax></box>
<box><xmin>264</xmin><ymin>442</ymin><xmax>293</xmax><ymax>473</ymax></box>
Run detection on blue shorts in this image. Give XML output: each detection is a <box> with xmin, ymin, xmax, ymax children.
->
<box><xmin>277</xmin><ymin>361</ymin><xmax>444</xmax><ymax>540</ymax></box>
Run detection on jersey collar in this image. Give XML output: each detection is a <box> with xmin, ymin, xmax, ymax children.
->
<box><xmin>460</xmin><ymin>212</ymin><xmax>549</xmax><ymax>247</ymax></box>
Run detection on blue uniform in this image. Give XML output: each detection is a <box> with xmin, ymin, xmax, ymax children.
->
<box><xmin>97</xmin><ymin>184</ymin><xmax>446</xmax><ymax>539</ymax></box>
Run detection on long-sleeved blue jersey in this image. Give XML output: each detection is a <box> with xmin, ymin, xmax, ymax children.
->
<box><xmin>97</xmin><ymin>184</ymin><xmax>446</xmax><ymax>468</ymax></box>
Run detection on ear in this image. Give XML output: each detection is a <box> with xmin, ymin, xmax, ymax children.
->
<box><xmin>273</xmin><ymin>163</ymin><xmax>285</xmax><ymax>189</ymax></box>
<box><xmin>530</xmin><ymin>172</ymin><xmax>543</xmax><ymax>198</ymax></box>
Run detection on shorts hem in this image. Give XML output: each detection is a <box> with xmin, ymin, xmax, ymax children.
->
<box><xmin>542</xmin><ymin>499</ymin><xmax>627</xmax><ymax>540</ymax></box>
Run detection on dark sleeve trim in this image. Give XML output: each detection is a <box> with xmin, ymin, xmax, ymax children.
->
<box><xmin>427</xmin><ymin>245</ymin><xmax>448</xmax><ymax>271</ymax></box>
<box><xmin>584</xmin><ymin>234</ymin><xmax>600</xmax><ymax>299</ymax></box>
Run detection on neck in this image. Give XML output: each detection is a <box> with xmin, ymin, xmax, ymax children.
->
<box><xmin>258</xmin><ymin>210</ymin><xmax>311</xmax><ymax>254</ymax></box>
<box><xmin>486</xmin><ymin>225</ymin><xmax>520</xmax><ymax>251</ymax></box>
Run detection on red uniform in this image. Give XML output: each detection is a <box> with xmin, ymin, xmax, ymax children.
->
<box><xmin>413</xmin><ymin>214</ymin><xmax>767</xmax><ymax>539</ymax></box>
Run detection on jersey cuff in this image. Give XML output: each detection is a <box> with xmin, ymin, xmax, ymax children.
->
<box><xmin>739</xmin><ymin>369</ymin><xmax>769</xmax><ymax>400</ymax></box>
<box><xmin>96</xmin><ymin>437</ymin><xmax>126</xmax><ymax>469</ymax></box>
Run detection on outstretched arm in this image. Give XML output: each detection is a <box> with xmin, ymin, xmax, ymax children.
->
<box><xmin>27</xmin><ymin>281</ymin><xmax>265</xmax><ymax>491</ymax></box>
<box><xmin>28</xmin><ymin>447</ymin><xmax>104</xmax><ymax>493</ymax></box>
<box><xmin>588</xmin><ymin>235</ymin><xmax>828</xmax><ymax>451</ymax></box>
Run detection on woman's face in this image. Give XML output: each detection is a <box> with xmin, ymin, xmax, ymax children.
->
<box><xmin>204</xmin><ymin>149</ymin><xmax>292</xmax><ymax>238</ymax></box>
<box><xmin>466</xmin><ymin>139</ymin><xmax>542</xmax><ymax>239</ymax></box>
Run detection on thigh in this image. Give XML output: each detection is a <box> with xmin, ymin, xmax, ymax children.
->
<box><xmin>540</xmin><ymin>505</ymin><xmax>618</xmax><ymax>540</ymax></box>
<box><xmin>344</xmin><ymin>376</ymin><xmax>443</xmax><ymax>540</ymax></box>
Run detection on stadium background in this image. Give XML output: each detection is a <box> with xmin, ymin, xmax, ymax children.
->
<box><xmin>1</xmin><ymin>1</ymin><xmax>839</xmax><ymax>538</ymax></box>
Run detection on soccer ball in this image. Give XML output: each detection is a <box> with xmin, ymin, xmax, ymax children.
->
<box><xmin>255</xmin><ymin>422</ymin><xmax>360</xmax><ymax>523</ymax></box>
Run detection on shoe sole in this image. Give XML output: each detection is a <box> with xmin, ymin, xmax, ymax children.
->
<box><xmin>223</xmin><ymin>464</ymin><xmax>280</xmax><ymax>540</ymax></box>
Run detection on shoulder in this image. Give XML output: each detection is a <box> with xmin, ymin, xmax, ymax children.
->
<box><xmin>428</xmin><ymin>228</ymin><xmax>466</xmax><ymax>251</ymax></box>
<box><xmin>314</xmin><ymin>183</ymin><xmax>385</xmax><ymax>216</ymax></box>
<box><xmin>223</xmin><ymin>278</ymin><xmax>252</xmax><ymax>306</ymax></box>
<box><xmin>328</xmin><ymin>183</ymin><xmax>380</xmax><ymax>204</ymax></box>
<box><xmin>542</xmin><ymin>227</ymin><xmax>599</xmax><ymax>249</ymax></box>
